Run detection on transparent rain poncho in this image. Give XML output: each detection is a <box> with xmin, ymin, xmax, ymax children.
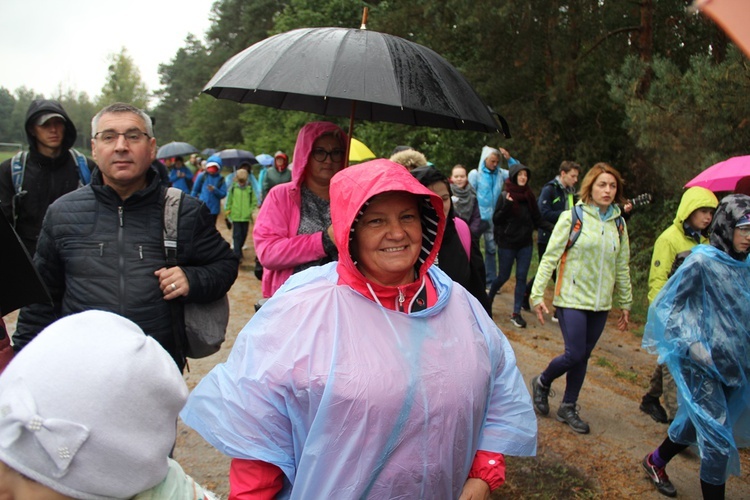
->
<box><xmin>180</xmin><ymin>263</ymin><xmax>537</xmax><ymax>498</ymax></box>
<box><xmin>643</xmin><ymin>244</ymin><xmax>750</xmax><ymax>484</ymax></box>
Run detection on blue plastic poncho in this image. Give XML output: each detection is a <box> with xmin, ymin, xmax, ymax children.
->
<box><xmin>643</xmin><ymin>195</ymin><xmax>750</xmax><ymax>485</ymax></box>
<box><xmin>181</xmin><ymin>160</ymin><xmax>536</xmax><ymax>498</ymax></box>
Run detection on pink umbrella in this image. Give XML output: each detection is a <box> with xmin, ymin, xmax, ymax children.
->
<box><xmin>685</xmin><ymin>155</ymin><xmax>750</xmax><ymax>192</ymax></box>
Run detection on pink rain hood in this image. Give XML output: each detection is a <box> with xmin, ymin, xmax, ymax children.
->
<box><xmin>181</xmin><ymin>160</ymin><xmax>537</xmax><ymax>499</ymax></box>
<box><xmin>331</xmin><ymin>159</ymin><xmax>445</xmax><ymax>307</ymax></box>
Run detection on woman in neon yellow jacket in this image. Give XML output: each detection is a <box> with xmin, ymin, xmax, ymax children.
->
<box><xmin>529</xmin><ymin>163</ymin><xmax>632</xmax><ymax>435</ymax></box>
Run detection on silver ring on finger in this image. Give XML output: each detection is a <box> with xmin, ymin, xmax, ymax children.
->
<box><xmin>171</xmin><ymin>283</ymin><xmax>177</xmax><ymax>291</ymax></box>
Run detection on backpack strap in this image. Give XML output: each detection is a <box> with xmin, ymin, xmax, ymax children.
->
<box><xmin>163</xmin><ymin>187</ymin><xmax>183</xmax><ymax>267</ymax></box>
<box><xmin>69</xmin><ymin>149</ymin><xmax>91</xmax><ymax>186</ymax></box>
<box><xmin>11</xmin><ymin>151</ymin><xmax>27</xmax><ymax>196</ymax></box>
<box><xmin>162</xmin><ymin>186</ymin><xmax>188</xmax><ymax>369</ymax></box>
<box><xmin>566</xmin><ymin>205</ymin><xmax>584</xmax><ymax>250</ymax></box>
<box><xmin>453</xmin><ymin>217</ymin><xmax>472</xmax><ymax>262</ymax></box>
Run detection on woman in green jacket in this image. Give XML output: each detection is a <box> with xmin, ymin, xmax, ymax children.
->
<box><xmin>529</xmin><ymin>163</ymin><xmax>633</xmax><ymax>434</ymax></box>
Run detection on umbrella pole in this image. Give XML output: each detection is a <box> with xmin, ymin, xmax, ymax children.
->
<box><xmin>346</xmin><ymin>101</ymin><xmax>356</xmax><ymax>169</ymax></box>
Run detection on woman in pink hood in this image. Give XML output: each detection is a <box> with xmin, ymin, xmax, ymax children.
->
<box><xmin>182</xmin><ymin>160</ymin><xmax>537</xmax><ymax>499</ymax></box>
<box><xmin>253</xmin><ymin>122</ymin><xmax>348</xmax><ymax>298</ymax></box>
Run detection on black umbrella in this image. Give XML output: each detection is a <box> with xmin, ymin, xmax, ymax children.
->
<box><xmin>156</xmin><ymin>141</ymin><xmax>199</xmax><ymax>160</ymax></box>
<box><xmin>0</xmin><ymin>212</ymin><xmax>52</xmax><ymax>315</ymax></box>
<box><xmin>218</xmin><ymin>149</ymin><xmax>257</xmax><ymax>168</ymax></box>
<box><xmin>203</xmin><ymin>26</ymin><xmax>508</xmax><ymax>137</ymax></box>
<box><xmin>201</xmin><ymin>148</ymin><xmax>217</xmax><ymax>157</ymax></box>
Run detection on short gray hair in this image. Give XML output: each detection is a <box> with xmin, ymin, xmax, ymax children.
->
<box><xmin>91</xmin><ymin>103</ymin><xmax>153</xmax><ymax>138</ymax></box>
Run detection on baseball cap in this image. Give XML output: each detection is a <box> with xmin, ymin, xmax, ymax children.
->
<box><xmin>35</xmin><ymin>113</ymin><xmax>66</xmax><ymax>126</ymax></box>
<box><xmin>736</xmin><ymin>213</ymin><xmax>750</xmax><ymax>227</ymax></box>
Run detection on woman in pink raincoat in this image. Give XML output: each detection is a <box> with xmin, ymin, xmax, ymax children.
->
<box><xmin>252</xmin><ymin>122</ymin><xmax>348</xmax><ymax>298</ymax></box>
<box><xmin>182</xmin><ymin>159</ymin><xmax>537</xmax><ymax>499</ymax></box>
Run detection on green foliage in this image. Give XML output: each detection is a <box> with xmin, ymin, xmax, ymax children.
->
<box><xmin>608</xmin><ymin>47</ymin><xmax>750</xmax><ymax>194</ymax></box>
<box><xmin>178</xmin><ymin>94</ymin><xmax>247</xmax><ymax>150</ymax></box>
<box><xmin>97</xmin><ymin>48</ymin><xmax>149</xmax><ymax>110</ymax></box>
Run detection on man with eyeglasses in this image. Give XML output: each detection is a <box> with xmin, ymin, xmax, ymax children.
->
<box><xmin>253</xmin><ymin>121</ymin><xmax>348</xmax><ymax>299</ymax></box>
<box><xmin>0</xmin><ymin>99</ymin><xmax>96</xmax><ymax>256</ymax></box>
<box><xmin>13</xmin><ymin>103</ymin><xmax>238</xmax><ymax>371</ymax></box>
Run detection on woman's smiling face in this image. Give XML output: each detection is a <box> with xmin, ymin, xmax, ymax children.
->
<box><xmin>353</xmin><ymin>191</ymin><xmax>422</xmax><ymax>287</ymax></box>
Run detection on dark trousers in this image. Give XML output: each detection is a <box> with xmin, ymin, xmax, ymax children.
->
<box><xmin>540</xmin><ymin>308</ymin><xmax>609</xmax><ymax>404</ymax></box>
<box><xmin>232</xmin><ymin>221</ymin><xmax>249</xmax><ymax>260</ymax></box>
<box><xmin>490</xmin><ymin>245</ymin><xmax>532</xmax><ymax>313</ymax></box>
<box><xmin>526</xmin><ymin>241</ymin><xmax>556</xmax><ymax>297</ymax></box>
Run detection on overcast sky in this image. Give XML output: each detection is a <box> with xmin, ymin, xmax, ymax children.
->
<box><xmin>1</xmin><ymin>0</ymin><xmax>217</xmax><ymax>100</ymax></box>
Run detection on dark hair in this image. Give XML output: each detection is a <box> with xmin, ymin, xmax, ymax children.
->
<box><xmin>451</xmin><ymin>164</ymin><xmax>468</xmax><ymax>175</ymax></box>
<box><xmin>411</xmin><ymin>166</ymin><xmax>450</xmax><ymax>193</ymax></box>
<box><xmin>559</xmin><ymin>160</ymin><xmax>581</xmax><ymax>174</ymax></box>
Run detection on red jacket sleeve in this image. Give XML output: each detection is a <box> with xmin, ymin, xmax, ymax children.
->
<box><xmin>467</xmin><ymin>450</ymin><xmax>506</xmax><ymax>491</ymax></box>
<box><xmin>229</xmin><ymin>458</ymin><xmax>284</xmax><ymax>500</ymax></box>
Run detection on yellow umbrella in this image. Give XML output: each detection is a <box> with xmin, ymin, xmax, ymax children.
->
<box><xmin>349</xmin><ymin>138</ymin><xmax>376</xmax><ymax>163</ymax></box>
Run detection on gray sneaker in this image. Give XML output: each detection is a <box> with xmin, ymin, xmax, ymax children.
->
<box><xmin>556</xmin><ymin>403</ymin><xmax>590</xmax><ymax>434</ymax></box>
<box><xmin>531</xmin><ymin>375</ymin><xmax>551</xmax><ymax>416</ymax></box>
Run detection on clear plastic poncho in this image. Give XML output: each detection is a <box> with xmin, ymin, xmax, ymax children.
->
<box><xmin>643</xmin><ymin>244</ymin><xmax>750</xmax><ymax>484</ymax></box>
<box><xmin>180</xmin><ymin>263</ymin><xmax>537</xmax><ymax>498</ymax></box>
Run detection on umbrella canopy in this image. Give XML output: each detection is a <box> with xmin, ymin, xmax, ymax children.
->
<box><xmin>692</xmin><ymin>0</ymin><xmax>750</xmax><ymax>58</ymax></box>
<box><xmin>685</xmin><ymin>155</ymin><xmax>750</xmax><ymax>192</ymax></box>
<box><xmin>156</xmin><ymin>141</ymin><xmax>199</xmax><ymax>160</ymax></box>
<box><xmin>0</xmin><ymin>212</ymin><xmax>52</xmax><ymax>315</ymax></box>
<box><xmin>255</xmin><ymin>153</ymin><xmax>274</xmax><ymax>167</ymax></box>
<box><xmin>203</xmin><ymin>27</ymin><xmax>506</xmax><ymax>136</ymax></box>
<box><xmin>201</xmin><ymin>148</ymin><xmax>217</xmax><ymax>157</ymax></box>
<box><xmin>219</xmin><ymin>149</ymin><xmax>257</xmax><ymax>168</ymax></box>
<box><xmin>349</xmin><ymin>138</ymin><xmax>376</xmax><ymax>163</ymax></box>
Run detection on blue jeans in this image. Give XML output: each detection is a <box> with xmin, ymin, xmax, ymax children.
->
<box><xmin>489</xmin><ymin>245</ymin><xmax>532</xmax><ymax>314</ymax></box>
<box><xmin>232</xmin><ymin>221</ymin><xmax>249</xmax><ymax>260</ymax></box>
<box><xmin>482</xmin><ymin>223</ymin><xmax>497</xmax><ymax>285</ymax></box>
<box><xmin>540</xmin><ymin>309</ymin><xmax>609</xmax><ymax>404</ymax></box>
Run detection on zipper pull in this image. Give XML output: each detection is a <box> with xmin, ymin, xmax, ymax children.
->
<box><xmin>118</xmin><ymin>206</ymin><xmax>124</xmax><ymax>227</ymax></box>
<box><xmin>398</xmin><ymin>288</ymin><xmax>405</xmax><ymax>312</ymax></box>
<box><xmin>99</xmin><ymin>243</ymin><xmax>104</xmax><ymax>257</ymax></box>
<box><xmin>139</xmin><ymin>245</ymin><xmax>143</xmax><ymax>260</ymax></box>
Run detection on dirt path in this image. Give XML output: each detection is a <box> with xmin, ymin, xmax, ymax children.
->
<box><xmin>6</xmin><ymin>218</ymin><xmax>748</xmax><ymax>498</ymax></box>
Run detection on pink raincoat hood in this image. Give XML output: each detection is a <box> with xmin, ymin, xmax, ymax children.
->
<box><xmin>290</xmin><ymin>121</ymin><xmax>349</xmax><ymax>188</ymax></box>
<box><xmin>329</xmin><ymin>159</ymin><xmax>446</xmax><ymax>298</ymax></box>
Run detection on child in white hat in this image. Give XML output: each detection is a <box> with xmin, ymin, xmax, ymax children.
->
<box><xmin>0</xmin><ymin>310</ymin><xmax>215</xmax><ymax>499</ymax></box>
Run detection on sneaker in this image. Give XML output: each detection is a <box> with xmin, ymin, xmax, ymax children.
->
<box><xmin>551</xmin><ymin>309</ymin><xmax>559</xmax><ymax>323</ymax></box>
<box><xmin>556</xmin><ymin>403</ymin><xmax>590</xmax><ymax>434</ymax></box>
<box><xmin>531</xmin><ymin>375</ymin><xmax>551</xmax><ymax>416</ymax></box>
<box><xmin>510</xmin><ymin>313</ymin><xmax>527</xmax><ymax>328</ymax></box>
<box><xmin>642</xmin><ymin>453</ymin><xmax>677</xmax><ymax>497</ymax></box>
<box><xmin>640</xmin><ymin>395</ymin><xmax>668</xmax><ymax>423</ymax></box>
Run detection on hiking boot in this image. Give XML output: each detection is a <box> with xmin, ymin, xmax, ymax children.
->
<box><xmin>642</xmin><ymin>453</ymin><xmax>677</xmax><ymax>497</ymax></box>
<box><xmin>510</xmin><ymin>313</ymin><xmax>527</xmax><ymax>328</ymax></box>
<box><xmin>556</xmin><ymin>403</ymin><xmax>590</xmax><ymax>434</ymax></box>
<box><xmin>531</xmin><ymin>375</ymin><xmax>551</xmax><ymax>416</ymax></box>
<box><xmin>640</xmin><ymin>395</ymin><xmax>668</xmax><ymax>424</ymax></box>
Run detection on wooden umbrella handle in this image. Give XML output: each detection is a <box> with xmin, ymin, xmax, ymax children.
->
<box><xmin>360</xmin><ymin>7</ymin><xmax>369</xmax><ymax>29</ymax></box>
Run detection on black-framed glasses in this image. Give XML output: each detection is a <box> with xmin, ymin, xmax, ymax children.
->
<box><xmin>312</xmin><ymin>148</ymin><xmax>345</xmax><ymax>162</ymax></box>
<box><xmin>94</xmin><ymin>130</ymin><xmax>150</xmax><ymax>144</ymax></box>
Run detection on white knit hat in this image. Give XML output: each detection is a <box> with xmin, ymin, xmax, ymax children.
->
<box><xmin>0</xmin><ymin>310</ymin><xmax>188</xmax><ymax>499</ymax></box>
